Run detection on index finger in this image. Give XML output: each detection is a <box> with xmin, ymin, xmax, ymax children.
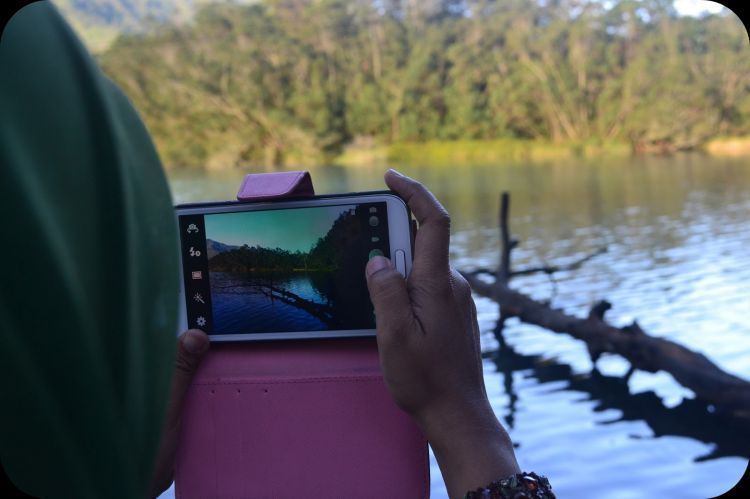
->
<box><xmin>385</xmin><ymin>169</ymin><xmax>450</xmax><ymax>273</ymax></box>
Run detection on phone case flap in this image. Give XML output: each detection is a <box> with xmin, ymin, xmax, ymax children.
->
<box><xmin>174</xmin><ymin>339</ymin><xmax>429</xmax><ymax>498</ymax></box>
<box><xmin>237</xmin><ymin>171</ymin><xmax>314</xmax><ymax>201</ymax></box>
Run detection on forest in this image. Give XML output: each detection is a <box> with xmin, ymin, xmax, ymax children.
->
<box><xmin>97</xmin><ymin>0</ymin><xmax>750</xmax><ymax>168</ymax></box>
<box><xmin>209</xmin><ymin>244</ymin><xmax>312</xmax><ymax>272</ymax></box>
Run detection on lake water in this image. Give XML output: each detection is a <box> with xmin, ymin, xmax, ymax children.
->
<box><xmin>210</xmin><ymin>272</ymin><xmax>330</xmax><ymax>334</ymax></box>
<box><xmin>167</xmin><ymin>154</ymin><xmax>750</xmax><ymax>498</ymax></box>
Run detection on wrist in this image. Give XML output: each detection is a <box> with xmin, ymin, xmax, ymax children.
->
<box><xmin>415</xmin><ymin>396</ymin><xmax>520</xmax><ymax>498</ymax></box>
<box><xmin>420</xmin><ymin>402</ymin><xmax>515</xmax><ymax>460</ymax></box>
<box><xmin>415</xmin><ymin>394</ymin><xmax>499</xmax><ymax>445</ymax></box>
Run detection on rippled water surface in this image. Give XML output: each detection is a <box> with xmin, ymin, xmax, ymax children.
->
<box><xmin>210</xmin><ymin>272</ymin><xmax>329</xmax><ymax>333</ymax></box>
<box><xmin>167</xmin><ymin>154</ymin><xmax>750</xmax><ymax>498</ymax></box>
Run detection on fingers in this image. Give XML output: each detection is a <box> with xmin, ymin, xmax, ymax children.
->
<box><xmin>385</xmin><ymin>169</ymin><xmax>450</xmax><ymax>274</ymax></box>
<box><xmin>168</xmin><ymin>329</ymin><xmax>209</xmax><ymax>426</ymax></box>
<box><xmin>149</xmin><ymin>330</ymin><xmax>209</xmax><ymax>497</ymax></box>
<box><xmin>365</xmin><ymin>256</ymin><xmax>415</xmax><ymax>345</ymax></box>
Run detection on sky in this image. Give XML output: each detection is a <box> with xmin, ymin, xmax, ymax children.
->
<box><xmin>204</xmin><ymin>204</ymin><xmax>357</xmax><ymax>252</ymax></box>
<box><xmin>672</xmin><ymin>0</ymin><xmax>728</xmax><ymax>16</ymax></box>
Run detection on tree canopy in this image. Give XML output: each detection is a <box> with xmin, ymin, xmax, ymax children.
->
<box><xmin>97</xmin><ymin>0</ymin><xmax>750</xmax><ymax>168</ymax></box>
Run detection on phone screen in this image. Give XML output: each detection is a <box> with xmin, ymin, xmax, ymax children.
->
<box><xmin>178</xmin><ymin>202</ymin><xmax>390</xmax><ymax>335</ymax></box>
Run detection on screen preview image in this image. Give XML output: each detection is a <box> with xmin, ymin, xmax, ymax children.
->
<box><xmin>181</xmin><ymin>203</ymin><xmax>390</xmax><ymax>335</ymax></box>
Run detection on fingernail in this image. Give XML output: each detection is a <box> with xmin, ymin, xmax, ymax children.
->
<box><xmin>387</xmin><ymin>168</ymin><xmax>405</xmax><ymax>177</ymax></box>
<box><xmin>183</xmin><ymin>329</ymin><xmax>206</xmax><ymax>354</ymax></box>
<box><xmin>366</xmin><ymin>255</ymin><xmax>391</xmax><ymax>277</ymax></box>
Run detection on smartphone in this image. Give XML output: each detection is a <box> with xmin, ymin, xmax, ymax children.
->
<box><xmin>175</xmin><ymin>192</ymin><xmax>412</xmax><ymax>341</ymax></box>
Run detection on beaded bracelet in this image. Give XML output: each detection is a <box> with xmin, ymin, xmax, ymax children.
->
<box><xmin>464</xmin><ymin>471</ymin><xmax>556</xmax><ymax>499</ymax></box>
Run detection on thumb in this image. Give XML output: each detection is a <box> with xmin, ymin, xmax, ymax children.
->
<box><xmin>365</xmin><ymin>256</ymin><xmax>413</xmax><ymax>343</ymax></box>
<box><xmin>174</xmin><ymin>329</ymin><xmax>209</xmax><ymax>384</ymax></box>
<box><xmin>169</xmin><ymin>329</ymin><xmax>209</xmax><ymax>422</ymax></box>
<box><xmin>148</xmin><ymin>330</ymin><xmax>209</xmax><ymax>497</ymax></box>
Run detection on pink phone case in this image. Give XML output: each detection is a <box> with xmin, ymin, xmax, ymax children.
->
<box><xmin>174</xmin><ymin>172</ymin><xmax>429</xmax><ymax>498</ymax></box>
<box><xmin>236</xmin><ymin>171</ymin><xmax>315</xmax><ymax>201</ymax></box>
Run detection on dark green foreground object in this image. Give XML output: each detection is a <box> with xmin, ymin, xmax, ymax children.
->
<box><xmin>0</xmin><ymin>3</ymin><xmax>178</xmax><ymax>497</ymax></box>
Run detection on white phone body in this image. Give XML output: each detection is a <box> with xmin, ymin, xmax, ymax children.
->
<box><xmin>175</xmin><ymin>192</ymin><xmax>412</xmax><ymax>341</ymax></box>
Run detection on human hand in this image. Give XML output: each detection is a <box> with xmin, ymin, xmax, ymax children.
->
<box><xmin>365</xmin><ymin>170</ymin><xmax>519</xmax><ymax>497</ymax></box>
<box><xmin>148</xmin><ymin>329</ymin><xmax>209</xmax><ymax>498</ymax></box>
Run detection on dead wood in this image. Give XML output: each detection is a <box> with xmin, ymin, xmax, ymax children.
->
<box><xmin>460</xmin><ymin>192</ymin><xmax>750</xmax><ymax>418</ymax></box>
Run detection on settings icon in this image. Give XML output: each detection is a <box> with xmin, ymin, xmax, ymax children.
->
<box><xmin>196</xmin><ymin>316</ymin><xmax>207</xmax><ymax>327</ymax></box>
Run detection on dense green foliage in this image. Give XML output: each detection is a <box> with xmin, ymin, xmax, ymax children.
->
<box><xmin>98</xmin><ymin>0</ymin><xmax>750</xmax><ymax>168</ymax></box>
<box><xmin>209</xmin><ymin>244</ymin><xmax>311</xmax><ymax>271</ymax></box>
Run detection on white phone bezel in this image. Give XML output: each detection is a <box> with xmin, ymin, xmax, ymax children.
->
<box><xmin>176</xmin><ymin>193</ymin><xmax>412</xmax><ymax>341</ymax></box>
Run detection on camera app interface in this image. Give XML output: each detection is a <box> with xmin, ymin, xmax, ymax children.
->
<box><xmin>179</xmin><ymin>202</ymin><xmax>389</xmax><ymax>335</ymax></box>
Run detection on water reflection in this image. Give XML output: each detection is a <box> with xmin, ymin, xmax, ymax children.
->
<box><xmin>486</xmin><ymin>320</ymin><xmax>750</xmax><ymax>463</ymax></box>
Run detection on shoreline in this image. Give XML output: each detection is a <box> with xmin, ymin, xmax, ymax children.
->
<box><xmin>336</xmin><ymin>139</ymin><xmax>629</xmax><ymax>166</ymax></box>
<box><xmin>162</xmin><ymin>136</ymin><xmax>750</xmax><ymax>171</ymax></box>
<box><xmin>704</xmin><ymin>137</ymin><xmax>750</xmax><ymax>157</ymax></box>
<box><xmin>335</xmin><ymin>137</ymin><xmax>750</xmax><ymax>167</ymax></box>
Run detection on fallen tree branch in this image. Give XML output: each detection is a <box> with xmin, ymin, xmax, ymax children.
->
<box><xmin>460</xmin><ymin>192</ymin><xmax>750</xmax><ymax>418</ymax></box>
<box><xmin>470</xmin><ymin>247</ymin><xmax>607</xmax><ymax>279</ymax></box>
<box><xmin>510</xmin><ymin>246</ymin><xmax>607</xmax><ymax>277</ymax></box>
